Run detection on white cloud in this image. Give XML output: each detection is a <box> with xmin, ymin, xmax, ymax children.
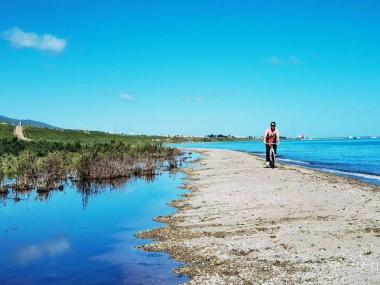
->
<box><xmin>270</xmin><ymin>56</ymin><xmax>284</xmax><ymax>65</ymax></box>
<box><xmin>184</xmin><ymin>96</ymin><xmax>205</xmax><ymax>103</ymax></box>
<box><xmin>13</xmin><ymin>236</ymin><xmax>70</xmax><ymax>265</ymax></box>
<box><xmin>120</xmin><ymin>93</ymin><xmax>135</xmax><ymax>101</ymax></box>
<box><xmin>268</xmin><ymin>56</ymin><xmax>301</xmax><ymax>65</ymax></box>
<box><xmin>2</xmin><ymin>27</ymin><xmax>66</xmax><ymax>53</ymax></box>
<box><xmin>194</xmin><ymin>96</ymin><xmax>204</xmax><ymax>102</ymax></box>
<box><xmin>289</xmin><ymin>56</ymin><xmax>301</xmax><ymax>64</ymax></box>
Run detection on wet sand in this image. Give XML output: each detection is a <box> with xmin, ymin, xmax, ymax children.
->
<box><xmin>139</xmin><ymin>148</ymin><xmax>380</xmax><ymax>284</ymax></box>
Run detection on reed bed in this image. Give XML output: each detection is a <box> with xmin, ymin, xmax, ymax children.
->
<box><xmin>0</xmin><ymin>138</ymin><xmax>181</xmax><ymax>195</ymax></box>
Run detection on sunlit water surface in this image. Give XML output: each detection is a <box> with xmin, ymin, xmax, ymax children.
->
<box><xmin>0</xmin><ymin>155</ymin><xmax>199</xmax><ymax>285</ymax></box>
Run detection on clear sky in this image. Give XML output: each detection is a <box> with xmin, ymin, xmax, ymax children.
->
<box><xmin>0</xmin><ymin>0</ymin><xmax>379</xmax><ymax>137</ymax></box>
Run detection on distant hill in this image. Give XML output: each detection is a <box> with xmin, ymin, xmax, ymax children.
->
<box><xmin>0</xmin><ymin>115</ymin><xmax>57</xmax><ymax>129</ymax></box>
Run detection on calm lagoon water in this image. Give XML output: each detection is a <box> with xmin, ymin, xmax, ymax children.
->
<box><xmin>173</xmin><ymin>139</ymin><xmax>380</xmax><ymax>186</ymax></box>
<box><xmin>0</xmin><ymin>155</ymin><xmax>198</xmax><ymax>285</ymax></box>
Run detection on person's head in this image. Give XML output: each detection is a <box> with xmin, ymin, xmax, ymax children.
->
<box><xmin>270</xmin><ymin>122</ymin><xmax>276</xmax><ymax>130</ymax></box>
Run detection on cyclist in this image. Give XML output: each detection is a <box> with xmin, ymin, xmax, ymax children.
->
<box><xmin>264</xmin><ymin>122</ymin><xmax>280</xmax><ymax>167</ymax></box>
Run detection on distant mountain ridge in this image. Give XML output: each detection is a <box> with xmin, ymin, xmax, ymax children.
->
<box><xmin>0</xmin><ymin>115</ymin><xmax>57</xmax><ymax>129</ymax></box>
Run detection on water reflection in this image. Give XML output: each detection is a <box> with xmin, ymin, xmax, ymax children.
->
<box><xmin>13</xmin><ymin>236</ymin><xmax>71</xmax><ymax>265</ymax></box>
<box><xmin>92</xmin><ymin>230</ymin><xmax>187</xmax><ymax>284</ymax></box>
<box><xmin>0</xmin><ymin>152</ymin><xmax>196</xmax><ymax>285</ymax></box>
<box><xmin>0</xmin><ymin>155</ymin><xmax>188</xmax><ymax>208</ymax></box>
<box><xmin>1</xmin><ymin>172</ymin><xmax>166</xmax><ymax>208</ymax></box>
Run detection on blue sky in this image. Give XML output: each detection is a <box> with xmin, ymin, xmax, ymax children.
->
<box><xmin>0</xmin><ymin>0</ymin><xmax>379</xmax><ymax>137</ymax></box>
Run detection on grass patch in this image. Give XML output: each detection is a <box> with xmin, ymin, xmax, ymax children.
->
<box><xmin>23</xmin><ymin>126</ymin><xmax>163</xmax><ymax>144</ymax></box>
<box><xmin>0</xmin><ymin>123</ymin><xmax>15</xmax><ymax>139</ymax></box>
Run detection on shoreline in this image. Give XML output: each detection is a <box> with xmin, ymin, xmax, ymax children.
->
<box><xmin>139</xmin><ymin>148</ymin><xmax>379</xmax><ymax>284</ymax></box>
<box><xmin>246</xmin><ymin>151</ymin><xmax>380</xmax><ymax>188</ymax></box>
<box><xmin>272</xmin><ymin>156</ymin><xmax>380</xmax><ymax>187</ymax></box>
<box><xmin>170</xmin><ymin>140</ymin><xmax>380</xmax><ymax>187</ymax></box>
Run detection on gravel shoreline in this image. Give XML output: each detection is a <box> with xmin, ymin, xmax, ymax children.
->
<box><xmin>139</xmin><ymin>148</ymin><xmax>380</xmax><ymax>284</ymax></box>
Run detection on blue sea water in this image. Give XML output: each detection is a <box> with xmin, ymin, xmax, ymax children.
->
<box><xmin>0</xmin><ymin>154</ymin><xmax>199</xmax><ymax>285</ymax></box>
<box><xmin>173</xmin><ymin>139</ymin><xmax>380</xmax><ymax>186</ymax></box>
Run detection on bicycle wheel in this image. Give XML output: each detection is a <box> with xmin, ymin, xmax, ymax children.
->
<box><xmin>270</xmin><ymin>148</ymin><xmax>275</xmax><ymax>168</ymax></box>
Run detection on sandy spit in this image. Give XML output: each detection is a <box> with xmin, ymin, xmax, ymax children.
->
<box><xmin>138</xmin><ymin>148</ymin><xmax>380</xmax><ymax>284</ymax></box>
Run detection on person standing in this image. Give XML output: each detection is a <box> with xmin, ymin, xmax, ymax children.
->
<box><xmin>264</xmin><ymin>122</ymin><xmax>280</xmax><ymax>167</ymax></box>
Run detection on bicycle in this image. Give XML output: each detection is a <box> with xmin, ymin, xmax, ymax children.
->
<box><xmin>269</xmin><ymin>144</ymin><xmax>276</xmax><ymax>168</ymax></box>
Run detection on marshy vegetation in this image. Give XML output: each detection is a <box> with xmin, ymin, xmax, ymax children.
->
<box><xmin>22</xmin><ymin>126</ymin><xmax>165</xmax><ymax>144</ymax></box>
<box><xmin>0</xmin><ymin>137</ymin><xmax>181</xmax><ymax>200</ymax></box>
<box><xmin>0</xmin><ymin>123</ymin><xmax>197</xmax><ymax>204</ymax></box>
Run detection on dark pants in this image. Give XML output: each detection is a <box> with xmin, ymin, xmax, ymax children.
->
<box><xmin>266</xmin><ymin>144</ymin><xmax>277</xmax><ymax>162</ymax></box>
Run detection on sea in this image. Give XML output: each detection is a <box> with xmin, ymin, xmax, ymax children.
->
<box><xmin>172</xmin><ymin>138</ymin><xmax>380</xmax><ymax>186</ymax></box>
